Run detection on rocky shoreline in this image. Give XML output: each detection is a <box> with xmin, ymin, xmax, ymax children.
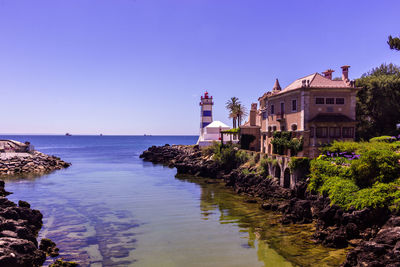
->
<box><xmin>0</xmin><ymin>180</ymin><xmax>49</xmax><ymax>266</ymax></box>
<box><xmin>0</xmin><ymin>151</ymin><xmax>71</xmax><ymax>177</ymax></box>
<box><xmin>0</xmin><ymin>148</ymin><xmax>74</xmax><ymax>266</ymax></box>
<box><xmin>140</xmin><ymin>144</ymin><xmax>400</xmax><ymax>267</ymax></box>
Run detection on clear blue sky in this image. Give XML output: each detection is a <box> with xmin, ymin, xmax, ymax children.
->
<box><xmin>0</xmin><ymin>0</ymin><xmax>399</xmax><ymax>135</ymax></box>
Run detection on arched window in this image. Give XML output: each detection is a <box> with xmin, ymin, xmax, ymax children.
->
<box><xmin>291</xmin><ymin>124</ymin><xmax>297</xmax><ymax>131</ymax></box>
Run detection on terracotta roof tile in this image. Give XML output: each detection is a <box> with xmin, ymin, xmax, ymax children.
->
<box><xmin>271</xmin><ymin>73</ymin><xmax>353</xmax><ymax>97</ymax></box>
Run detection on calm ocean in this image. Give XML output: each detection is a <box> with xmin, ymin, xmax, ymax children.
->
<box><xmin>0</xmin><ymin>135</ymin><xmax>344</xmax><ymax>266</ymax></box>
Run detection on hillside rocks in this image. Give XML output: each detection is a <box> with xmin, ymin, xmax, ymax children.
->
<box><xmin>141</xmin><ymin>144</ymin><xmax>400</xmax><ymax>267</ymax></box>
<box><xmin>0</xmin><ymin>151</ymin><xmax>70</xmax><ymax>176</ymax></box>
<box><xmin>0</xmin><ymin>181</ymin><xmax>48</xmax><ymax>266</ymax></box>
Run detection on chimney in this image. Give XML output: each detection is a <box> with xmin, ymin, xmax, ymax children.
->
<box><xmin>250</xmin><ymin>103</ymin><xmax>257</xmax><ymax>126</ymax></box>
<box><xmin>322</xmin><ymin>69</ymin><xmax>334</xmax><ymax>80</ymax></box>
<box><xmin>341</xmin><ymin>65</ymin><xmax>350</xmax><ymax>81</ymax></box>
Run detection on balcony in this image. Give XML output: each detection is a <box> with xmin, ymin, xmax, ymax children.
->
<box><xmin>276</xmin><ymin>112</ymin><xmax>285</xmax><ymax>121</ymax></box>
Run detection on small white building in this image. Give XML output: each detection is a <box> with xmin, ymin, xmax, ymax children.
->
<box><xmin>196</xmin><ymin>91</ymin><xmax>239</xmax><ymax>147</ymax></box>
<box><xmin>198</xmin><ymin>120</ymin><xmax>235</xmax><ymax>147</ymax></box>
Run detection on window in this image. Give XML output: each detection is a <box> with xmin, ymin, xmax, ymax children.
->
<box><xmin>292</xmin><ymin>99</ymin><xmax>297</xmax><ymax>111</ymax></box>
<box><xmin>291</xmin><ymin>124</ymin><xmax>297</xmax><ymax>131</ymax></box>
<box><xmin>271</xmin><ymin>104</ymin><xmax>275</xmax><ymax>115</ymax></box>
<box><xmin>281</xmin><ymin>126</ymin><xmax>285</xmax><ymax>131</ymax></box>
<box><xmin>203</xmin><ymin>110</ymin><xmax>212</xmax><ymax>116</ymax></box>
<box><xmin>336</xmin><ymin>98</ymin><xmax>345</xmax><ymax>104</ymax></box>
<box><xmin>342</xmin><ymin>127</ymin><xmax>354</xmax><ymax>138</ymax></box>
<box><xmin>268</xmin><ymin>126</ymin><xmax>272</xmax><ymax>132</ymax></box>
<box><xmin>316</xmin><ymin>127</ymin><xmax>328</xmax><ymax>138</ymax></box>
<box><xmin>310</xmin><ymin>127</ymin><xmax>314</xmax><ymax>137</ymax></box>
<box><xmin>280</xmin><ymin>102</ymin><xmax>285</xmax><ymax>114</ymax></box>
<box><xmin>326</xmin><ymin>98</ymin><xmax>334</xmax><ymax>104</ymax></box>
<box><xmin>329</xmin><ymin>127</ymin><xmax>341</xmax><ymax>138</ymax></box>
<box><xmin>272</xmin><ymin>126</ymin><xmax>277</xmax><ymax>131</ymax></box>
<box><xmin>316</xmin><ymin>98</ymin><xmax>324</xmax><ymax>104</ymax></box>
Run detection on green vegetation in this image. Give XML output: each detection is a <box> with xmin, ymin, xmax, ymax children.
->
<box><xmin>258</xmin><ymin>156</ymin><xmax>269</xmax><ymax>177</ymax></box>
<box><xmin>356</xmin><ymin>63</ymin><xmax>400</xmax><ymax>140</ymax></box>
<box><xmin>225</xmin><ymin>97</ymin><xmax>248</xmax><ymax>128</ymax></box>
<box><xmin>203</xmin><ymin>143</ymin><xmax>250</xmax><ymax>172</ymax></box>
<box><xmin>309</xmin><ymin>139</ymin><xmax>400</xmax><ymax>210</ymax></box>
<box><xmin>271</xmin><ymin>131</ymin><xmax>303</xmax><ymax>155</ymax></box>
<box><xmin>50</xmin><ymin>259</ymin><xmax>79</xmax><ymax>267</ymax></box>
<box><xmin>370</xmin><ymin>136</ymin><xmax>397</xmax><ymax>143</ymax></box>
<box><xmin>288</xmin><ymin>157</ymin><xmax>310</xmax><ymax>176</ymax></box>
<box><xmin>223</xmin><ymin>128</ymin><xmax>240</xmax><ymax>133</ymax></box>
<box><xmin>388</xmin><ymin>35</ymin><xmax>400</xmax><ymax>51</ymax></box>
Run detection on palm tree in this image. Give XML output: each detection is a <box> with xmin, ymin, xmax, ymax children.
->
<box><xmin>235</xmin><ymin>103</ymin><xmax>248</xmax><ymax>126</ymax></box>
<box><xmin>225</xmin><ymin>97</ymin><xmax>240</xmax><ymax>128</ymax></box>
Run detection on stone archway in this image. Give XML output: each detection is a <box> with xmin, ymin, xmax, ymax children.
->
<box><xmin>274</xmin><ymin>165</ymin><xmax>281</xmax><ymax>180</ymax></box>
<box><xmin>284</xmin><ymin>168</ymin><xmax>291</xmax><ymax>188</ymax></box>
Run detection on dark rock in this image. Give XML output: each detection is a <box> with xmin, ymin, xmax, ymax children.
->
<box><xmin>39</xmin><ymin>238</ymin><xmax>59</xmax><ymax>257</ymax></box>
<box><xmin>261</xmin><ymin>203</ymin><xmax>271</xmax><ymax>210</ymax></box>
<box><xmin>18</xmin><ymin>201</ymin><xmax>30</xmax><ymax>208</ymax></box>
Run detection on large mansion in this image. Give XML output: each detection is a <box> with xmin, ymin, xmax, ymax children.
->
<box><xmin>243</xmin><ymin>66</ymin><xmax>361</xmax><ymax>157</ymax></box>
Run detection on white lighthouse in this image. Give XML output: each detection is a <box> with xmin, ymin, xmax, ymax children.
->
<box><xmin>197</xmin><ymin>92</ymin><xmax>231</xmax><ymax>147</ymax></box>
<box><xmin>199</xmin><ymin>91</ymin><xmax>213</xmax><ymax>135</ymax></box>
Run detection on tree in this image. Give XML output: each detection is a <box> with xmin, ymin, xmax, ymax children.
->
<box><xmin>356</xmin><ymin>63</ymin><xmax>400</xmax><ymax>140</ymax></box>
<box><xmin>388</xmin><ymin>35</ymin><xmax>400</xmax><ymax>51</ymax></box>
<box><xmin>235</xmin><ymin>103</ymin><xmax>248</xmax><ymax>126</ymax></box>
<box><xmin>225</xmin><ymin>97</ymin><xmax>240</xmax><ymax>128</ymax></box>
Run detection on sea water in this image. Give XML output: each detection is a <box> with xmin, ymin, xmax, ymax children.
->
<box><xmin>0</xmin><ymin>135</ymin><xmax>346</xmax><ymax>267</ymax></box>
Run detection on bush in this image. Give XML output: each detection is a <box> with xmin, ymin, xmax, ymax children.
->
<box><xmin>258</xmin><ymin>157</ymin><xmax>269</xmax><ymax>177</ymax></box>
<box><xmin>350</xmin><ymin>149</ymin><xmax>400</xmax><ymax>188</ymax></box>
<box><xmin>318</xmin><ymin>176</ymin><xmax>359</xmax><ymax>208</ymax></box>
<box><xmin>202</xmin><ymin>141</ymin><xmax>221</xmax><ymax>156</ymax></box>
<box><xmin>236</xmin><ymin>150</ymin><xmax>250</xmax><ymax>165</ymax></box>
<box><xmin>309</xmin><ymin>141</ymin><xmax>400</xmax><ymax>211</ymax></box>
<box><xmin>351</xmin><ymin>182</ymin><xmax>399</xmax><ymax>209</ymax></box>
<box><xmin>370</xmin><ymin>136</ymin><xmax>397</xmax><ymax>143</ymax></box>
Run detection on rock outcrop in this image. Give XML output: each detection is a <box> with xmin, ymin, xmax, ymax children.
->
<box><xmin>140</xmin><ymin>144</ymin><xmax>400</xmax><ymax>267</ymax></box>
<box><xmin>0</xmin><ymin>151</ymin><xmax>70</xmax><ymax>176</ymax></box>
<box><xmin>0</xmin><ymin>181</ymin><xmax>47</xmax><ymax>266</ymax></box>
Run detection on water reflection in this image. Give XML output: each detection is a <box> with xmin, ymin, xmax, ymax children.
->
<box><xmin>176</xmin><ymin>174</ymin><xmax>347</xmax><ymax>267</ymax></box>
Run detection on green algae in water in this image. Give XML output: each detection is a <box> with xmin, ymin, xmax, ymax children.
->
<box><xmin>177</xmin><ymin>174</ymin><xmax>348</xmax><ymax>267</ymax></box>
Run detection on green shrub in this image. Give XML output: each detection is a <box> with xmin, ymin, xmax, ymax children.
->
<box><xmin>370</xmin><ymin>136</ymin><xmax>397</xmax><ymax>143</ymax></box>
<box><xmin>350</xmin><ymin>149</ymin><xmax>400</xmax><ymax>188</ymax></box>
<box><xmin>309</xmin><ymin>141</ymin><xmax>400</xmax><ymax>211</ymax></box>
<box><xmin>236</xmin><ymin>150</ymin><xmax>250</xmax><ymax>165</ymax></box>
<box><xmin>258</xmin><ymin>157</ymin><xmax>269</xmax><ymax>177</ymax></box>
<box><xmin>202</xmin><ymin>141</ymin><xmax>221</xmax><ymax>156</ymax></box>
<box><xmin>288</xmin><ymin>157</ymin><xmax>310</xmax><ymax>172</ymax></box>
<box><xmin>318</xmin><ymin>176</ymin><xmax>359</xmax><ymax>208</ymax></box>
<box><xmin>351</xmin><ymin>182</ymin><xmax>398</xmax><ymax>209</ymax></box>
<box><xmin>321</xmin><ymin>141</ymin><xmax>361</xmax><ymax>154</ymax></box>
<box><xmin>241</xmin><ymin>168</ymin><xmax>250</xmax><ymax>175</ymax></box>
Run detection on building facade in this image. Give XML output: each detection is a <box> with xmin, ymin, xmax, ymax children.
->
<box><xmin>258</xmin><ymin>66</ymin><xmax>360</xmax><ymax>158</ymax></box>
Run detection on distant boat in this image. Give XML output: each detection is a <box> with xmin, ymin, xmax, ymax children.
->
<box><xmin>100</xmin><ymin>134</ymin><xmax>103</xmax><ymax>136</ymax></box>
<box><xmin>65</xmin><ymin>133</ymin><xmax>72</xmax><ymax>136</ymax></box>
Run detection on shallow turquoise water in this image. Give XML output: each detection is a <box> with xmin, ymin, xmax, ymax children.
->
<box><xmin>0</xmin><ymin>136</ymin><xmax>345</xmax><ymax>266</ymax></box>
